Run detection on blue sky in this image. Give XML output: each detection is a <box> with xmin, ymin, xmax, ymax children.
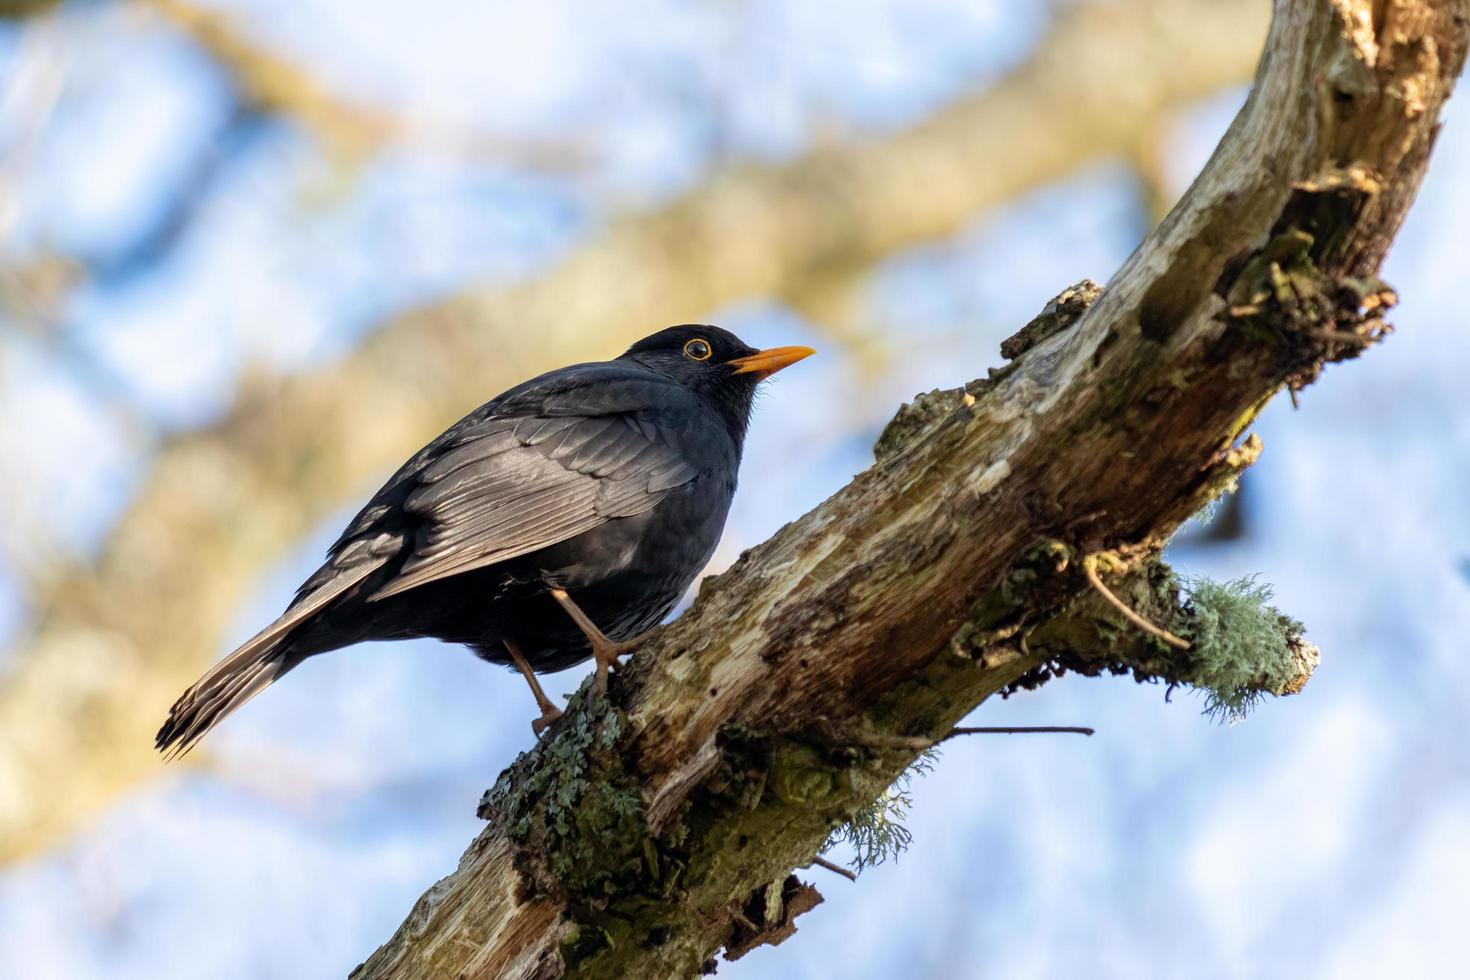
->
<box><xmin>1</xmin><ymin>2</ymin><xmax>1467</xmax><ymax>977</ymax></box>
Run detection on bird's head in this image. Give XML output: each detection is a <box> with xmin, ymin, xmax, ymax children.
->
<box><xmin>620</xmin><ymin>325</ymin><xmax>814</xmax><ymax>442</ymax></box>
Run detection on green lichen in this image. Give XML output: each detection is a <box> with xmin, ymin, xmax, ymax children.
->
<box><xmin>1181</xmin><ymin>575</ymin><xmax>1305</xmax><ymax>723</ymax></box>
<box><xmin>1008</xmin><ymin>553</ymin><xmax>1314</xmax><ymax>720</ymax></box>
<box><xmin>768</xmin><ymin>743</ymin><xmax>848</xmax><ymax>808</ymax></box>
<box><xmin>478</xmin><ymin>688</ymin><xmax>648</xmax><ymax>901</ymax></box>
<box><xmin>1186</xmin><ymin>492</ymin><xmax>1228</xmax><ymax>532</ymax></box>
<box><xmin>821</xmin><ymin>750</ymin><xmax>938</xmax><ymax>872</ymax></box>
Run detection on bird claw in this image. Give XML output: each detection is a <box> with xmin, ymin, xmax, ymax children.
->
<box><xmin>592</xmin><ymin>649</ymin><xmax>620</xmax><ymax>695</ymax></box>
<box><xmin>591</xmin><ymin>635</ymin><xmax>643</xmax><ymax>694</ymax></box>
<box><xmin>531</xmin><ymin>704</ymin><xmax>563</xmax><ymax>737</ymax></box>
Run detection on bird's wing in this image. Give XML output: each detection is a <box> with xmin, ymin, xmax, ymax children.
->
<box><xmin>366</xmin><ymin>407</ymin><xmax>698</xmax><ymax>601</ymax></box>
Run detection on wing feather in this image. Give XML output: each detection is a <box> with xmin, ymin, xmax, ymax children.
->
<box><xmin>419</xmin><ymin>427</ymin><xmax>521</xmax><ymax>482</ymax></box>
<box><xmin>367</xmin><ymin>409</ymin><xmax>698</xmax><ymax>601</ymax></box>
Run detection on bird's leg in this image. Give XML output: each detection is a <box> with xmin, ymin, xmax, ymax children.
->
<box><xmin>504</xmin><ymin>638</ymin><xmax>562</xmax><ymax>736</ymax></box>
<box><xmin>549</xmin><ymin>588</ymin><xmax>645</xmax><ymax>694</ymax></box>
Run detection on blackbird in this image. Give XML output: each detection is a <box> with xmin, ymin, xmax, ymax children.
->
<box><xmin>156</xmin><ymin>326</ymin><xmax>813</xmax><ymax>754</ymax></box>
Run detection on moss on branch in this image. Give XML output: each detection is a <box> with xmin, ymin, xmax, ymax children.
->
<box><xmin>1001</xmin><ymin>554</ymin><xmax>1318</xmax><ymax>718</ymax></box>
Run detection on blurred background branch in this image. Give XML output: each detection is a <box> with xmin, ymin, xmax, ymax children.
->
<box><xmin>0</xmin><ymin>0</ymin><xmax>1268</xmax><ymax>864</ymax></box>
<box><xmin>137</xmin><ymin>0</ymin><xmax>599</xmax><ymax>174</ymax></box>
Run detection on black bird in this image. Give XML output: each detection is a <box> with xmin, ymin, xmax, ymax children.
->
<box><xmin>156</xmin><ymin>326</ymin><xmax>813</xmax><ymax>754</ymax></box>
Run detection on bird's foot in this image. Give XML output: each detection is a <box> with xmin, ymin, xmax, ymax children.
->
<box><xmin>548</xmin><ymin>588</ymin><xmax>651</xmax><ymax>695</ymax></box>
<box><xmin>531</xmin><ymin>702</ymin><xmax>563</xmax><ymax>737</ymax></box>
<box><xmin>590</xmin><ymin>633</ymin><xmax>647</xmax><ymax>694</ymax></box>
<box><xmin>505</xmin><ymin>637</ymin><xmax>563</xmax><ymax>737</ymax></box>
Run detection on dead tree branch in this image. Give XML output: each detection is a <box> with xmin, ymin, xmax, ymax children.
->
<box><xmin>350</xmin><ymin>2</ymin><xmax>1467</xmax><ymax>975</ymax></box>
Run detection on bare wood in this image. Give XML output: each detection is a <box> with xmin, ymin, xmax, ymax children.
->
<box><xmin>0</xmin><ymin>0</ymin><xmax>1273</xmax><ymax>863</ymax></box>
<box><xmin>353</xmin><ymin>3</ymin><xmax>1470</xmax><ymax>977</ymax></box>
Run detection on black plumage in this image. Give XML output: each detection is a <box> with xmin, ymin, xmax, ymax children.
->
<box><xmin>156</xmin><ymin>326</ymin><xmax>813</xmax><ymax>753</ymax></box>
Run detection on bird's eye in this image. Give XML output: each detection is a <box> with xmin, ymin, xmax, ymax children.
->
<box><xmin>683</xmin><ymin>338</ymin><xmax>713</xmax><ymax>361</ymax></box>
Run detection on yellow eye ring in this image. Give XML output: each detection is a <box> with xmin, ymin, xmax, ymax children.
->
<box><xmin>683</xmin><ymin>338</ymin><xmax>713</xmax><ymax>361</ymax></box>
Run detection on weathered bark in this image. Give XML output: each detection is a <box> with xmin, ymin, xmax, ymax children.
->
<box><xmin>352</xmin><ymin>2</ymin><xmax>1469</xmax><ymax>977</ymax></box>
<box><xmin>0</xmin><ymin>0</ymin><xmax>1271</xmax><ymax>862</ymax></box>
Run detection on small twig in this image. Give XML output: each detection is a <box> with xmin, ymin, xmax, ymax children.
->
<box><xmin>1082</xmin><ymin>555</ymin><xmax>1191</xmax><ymax>650</ymax></box>
<box><xmin>945</xmin><ymin>726</ymin><xmax>1094</xmax><ymax>739</ymax></box>
<box><xmin>809</xmin><ymin>856</ymin><xmax>858</xmax><ymax>882</ymax></box>
<box><xmin>847</xmin><ymin>725</ymin><xmax>1094</xmax><ymax>752</ymax></box>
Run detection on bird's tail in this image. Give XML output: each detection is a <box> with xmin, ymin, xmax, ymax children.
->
<box><xmin>156</xmin><ymin>559</ymin><xmax>378</xmax><ymax>758</ymax></box>
<box><xmin>157</xmin><ymin>555</ymin><xmax>382</xmax><ymax>758</ymax></box>
<box><xmin>155</xmin><ymin>626</ymin><xmax>295</xmax><ymax>759</ymax></box>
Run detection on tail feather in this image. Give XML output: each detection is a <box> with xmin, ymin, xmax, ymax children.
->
<box><xmin>155</xmin><ymin>629</ymin><xmax>290</xmax><ymax>759</ymax></box>
<box><xmin>156</xmin><ymin>556</ymin><xmax>383</xmax><ymax>758</ymax></box>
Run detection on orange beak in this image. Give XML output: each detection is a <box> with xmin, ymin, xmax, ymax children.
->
<box><xmin>726</xmin><ymin>345</ymin><xmax>816</xmax><ymax>380</ymax></box>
